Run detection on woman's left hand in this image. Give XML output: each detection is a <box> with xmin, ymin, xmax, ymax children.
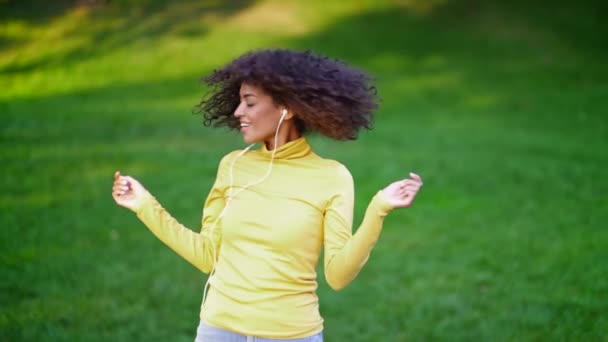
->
<box><xmin>381</xmin><ymin>172</ymin><xmax>423</xmax><ymax>209</ymax></box>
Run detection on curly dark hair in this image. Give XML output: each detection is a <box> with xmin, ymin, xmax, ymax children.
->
<box><xmin>194</xmin><ymin>49</ymin><xmax>378</xmax><ymax>140</ymax></box>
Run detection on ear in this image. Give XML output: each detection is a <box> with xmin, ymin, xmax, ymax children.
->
<box><xmin>281</xmin><ymin>108</ymin><xmax>295</xmax><ymax>120</ymax></box>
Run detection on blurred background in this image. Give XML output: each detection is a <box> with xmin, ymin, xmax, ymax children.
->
<box><xmin>1</xmin><ymin>0</ymin><xmax>607</xmax><ymax>341</ymax></box>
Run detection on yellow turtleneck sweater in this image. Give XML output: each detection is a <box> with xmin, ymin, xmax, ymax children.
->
<box><xmin>134</xmin><ymin>137</ymin><xmax>394</xmax><ymax>338</ymax></box>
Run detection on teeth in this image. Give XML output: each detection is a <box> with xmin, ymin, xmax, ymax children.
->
<box><xmin>240</xmin><ymin>123</ymin><xmax>250</xmax><ymax>127</ymax></box>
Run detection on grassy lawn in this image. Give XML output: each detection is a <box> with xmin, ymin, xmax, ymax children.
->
<box><xmin>1</xmin><ymin>0</ymin><xmax>607</xmax><ymax>341</ymax></box>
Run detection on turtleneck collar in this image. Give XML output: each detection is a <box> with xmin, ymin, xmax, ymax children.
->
<box><xmin>258</xmin><ymin>137</ymin><xmax>312</xmax><ymax>160</ymax></box>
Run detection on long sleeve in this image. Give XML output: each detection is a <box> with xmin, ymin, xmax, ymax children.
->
<box><xmin>323</xmin><ymin>166</ymin><xmax>394</xmax><ymax>290</ymax></box>
<box><xmin>133</xmin><ymin>158</ymin><xmax>229</xmax><ymax>274</ymax></box>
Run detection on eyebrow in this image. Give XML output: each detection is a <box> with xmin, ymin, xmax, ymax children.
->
<box><xmin>241</xmin><ymin>93</ymin><xmax>257</xmax><ymax>98</ymax></box>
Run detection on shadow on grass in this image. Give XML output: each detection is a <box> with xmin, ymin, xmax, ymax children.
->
<box><xmin>298</xmin><ymin>0</ymin><xmax>608</xmax><ymax>62</ymax></box>
<box><xmin>286</xmin><ymin>0</ymin><xmax>607</xmax><ymax>133</ymax></box>
<box><xmin>0</xmin><ymin>0</ymin><xmax>255</xmax><ymax>74</ymax></box>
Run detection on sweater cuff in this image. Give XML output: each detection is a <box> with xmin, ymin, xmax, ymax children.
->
<box><xmin>370</xmin><ymin>190</ymin><xmax>394</xmax><ymax>217</ymax></box>
<box><xmin>134</xmin><ymin>191</ymin><xmax>156</xmax><ymax>216</ymax></box>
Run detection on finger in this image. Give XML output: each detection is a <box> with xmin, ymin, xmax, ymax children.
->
<box><xmin>122</xmin><ymin>176</ymin><xmax>136</xmax><ymax>187</ymax></box>
<box><xmin>112</xmin><ymin>188</ymin><xmax>126</xmax><ymax>196</ymax></box>
<box><xmin>113</xmin><ymin>179</ymin><xmax>128</xmax><ymax>188</ymax></box>
<box><xmin>114</xmin><ymin>177</ymin><xmax>131</xmax><ymax>189</ymax></box>
<box><xmin>406</xmin><ymin>190</ymin><xmax>419</xmax><ymax>201</ymax></box>
<box><xmin>400</xmin><ymin>179</ymin><xmax>419</xmax><ymax>187</ymax></box>
<box><xmin>410</xmin><ymin>172</ymin><xmax>423</xmax><ymax>185</ymax></box>
<box><xmin>400</xmin><ymin>192</ymin><xmax>416</xmax><ymax>204</ymax></box>
<box><xmin>113</xmin><ymin>184</ymin><xmax>130</xmax><ymax>192</ymax></box>
<box><xmin>114</xmin><ymin>174</ymin><xmax>131</xmax><ymax>188</ymax></box>
<box><xmin>396</xmin><ymin>194</ymin><xmax>413</xmax><ymax>207</ymax></box>
<box><xmin>400</xmin><ymin>184</ymin><xmax>420</xmax><ymax>193</ymax></box>
<box><xmin>405</xmin><ymin>189</ymin><xmax>417</xmax><ymax>196</ymax></box>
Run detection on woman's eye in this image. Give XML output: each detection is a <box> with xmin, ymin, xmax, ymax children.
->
<box><xmin>246</xmin><ymin>103</ymin><xmax>254</xmax><ymax>107</ymax></box>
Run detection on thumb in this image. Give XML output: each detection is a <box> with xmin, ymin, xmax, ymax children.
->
<box><xmin>114</xmin><ymin>171</ymin><xmax>121</xmax><ymax>180</ymax></box>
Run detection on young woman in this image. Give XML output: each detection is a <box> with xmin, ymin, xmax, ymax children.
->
<box><xmin>112</xmin><ymin>49</ymin><xmax>423</xmax><ymax>342</ymax></box>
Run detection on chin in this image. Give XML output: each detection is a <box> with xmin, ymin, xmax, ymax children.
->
<box><xmin>242</xmin><ymin>135</ymin><xmax>259</xmax><ymax>145</ymax></box>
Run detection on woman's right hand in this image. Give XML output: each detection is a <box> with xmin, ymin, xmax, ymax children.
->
<box><xmin>112</xmin><ymin>171</ymin><xmax>148</xmax><ymax>212</ymax></box>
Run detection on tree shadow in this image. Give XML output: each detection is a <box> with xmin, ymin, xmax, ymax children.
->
<box><xmin>290</xmin><ymin>0</ymin><xmax>607</xmax><ymax>62</ymax></box>
<box><xmin>0</xmin><ymin>0</ymin><xmax>255</xmax><ymax>75</ymax></box>
<box><xmin>285</xmin><ymin>0</ymin><xmax>607</xmax><ymax>129</ymax></box>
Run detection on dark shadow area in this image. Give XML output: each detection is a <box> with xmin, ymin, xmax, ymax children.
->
<box><xmin>0</xmin><ymin>0</ymin><xmax>253</xmax><ymax>25</ymax></box>
<box><xmin>1</xmin><ymin>0</ymin><xmax>75</xmax><ymax>23</ymax></box>
<box><xmin>285</xmin><ymin>0</ymin><xmax>608</xmax><ymax>131</ymax></box>
<box><xmin>0</xmin><ymin>0</ymin><xmax>255</xmax><ymax>75</ymax></box>
<box><xmin>291</xmin><ymin>0</ymin><xmax>608</xmax><ymax>62</ymax></box>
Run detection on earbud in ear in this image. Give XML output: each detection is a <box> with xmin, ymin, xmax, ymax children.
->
<box><xmin>282</xmin><ymin>109</ymin><xmax>288</xmax><ymax>117</ymax></box>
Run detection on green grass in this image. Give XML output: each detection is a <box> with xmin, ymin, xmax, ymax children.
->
<box><xmin>1</xmin><ymin>0</ymin><xmax>607</xmax><ymax>341</ymax></box>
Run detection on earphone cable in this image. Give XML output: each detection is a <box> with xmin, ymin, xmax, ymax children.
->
<box><xmin>201</xmin><ymin>111</ymin><xmax>287</xmax><ymax>307</ymax></box>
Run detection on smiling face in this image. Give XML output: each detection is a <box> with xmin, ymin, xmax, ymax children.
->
<box><xmin>234</xmin><ymin>82</ymin><xmax>296</xmax><ymax>148</ymax></box>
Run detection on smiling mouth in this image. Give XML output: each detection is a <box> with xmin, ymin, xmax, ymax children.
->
<box><xmin>240</xmin><ymin>122</ymin><xmax>251</xmax><ymax>129</ymax></box>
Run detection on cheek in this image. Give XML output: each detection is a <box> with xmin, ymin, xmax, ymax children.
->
<box><xmin>253</xmin><ymin>108</ymin><xmax>278</xmax><ymax>129</ymax></box>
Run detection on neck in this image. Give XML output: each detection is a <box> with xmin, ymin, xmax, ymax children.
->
<box><xmin>264</xmin><ymin>122</ymin><xmax>301</xmax><ymax>150</ymax></box>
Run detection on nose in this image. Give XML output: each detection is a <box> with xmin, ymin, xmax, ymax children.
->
<box><xmin>234</xmin><ymin>102</ymin><xmax>245</xmax><ymax>118</ymax></box>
